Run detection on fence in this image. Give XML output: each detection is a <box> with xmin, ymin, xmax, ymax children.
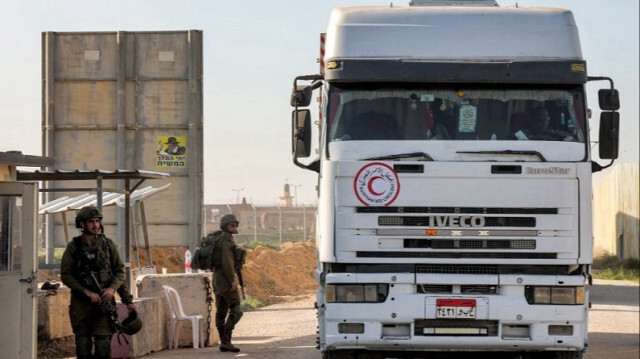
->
<box><xmin>592</xmin><ymin>163</ymin><xmax>639</xmax><ymax>260</ymax></box>
<box><xmin>204</xmin><ymin>204</ymin><xmax>316</xmax><ymax>245</ymax></box>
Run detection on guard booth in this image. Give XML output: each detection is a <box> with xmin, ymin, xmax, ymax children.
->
<box><xmin>0</xmin><ymin>151</ymin><xmax>52</xmax><ymax>359</ymax></box>
<box><xmin>17</xmin><ymin>168</ymin><xmax>170</xmax><ymax>287</ymax></box>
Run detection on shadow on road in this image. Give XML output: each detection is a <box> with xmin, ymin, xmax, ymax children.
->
<box><xmin>590</xmin><ymin>283</ymin><xmax>639</xmax><ymax>306</ymax></box>
<box><xmin>227</xmin><ymin>334</ymin><xmax>319</xmax><ymax>359</ymax></box>
<box><xmin>585</xmin><ymin>332</ymin><xmax>640</xmax><ymax>359</ymax></box>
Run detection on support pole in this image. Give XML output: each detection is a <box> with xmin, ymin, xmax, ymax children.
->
<box><xmin>124</xmin><ymin>178</ymin><xmax>131</xmax><ymax>287</ymax></box>
<box><xmin>130</xmin><ymin>204</ymin><xmax>140</xmax><ymax>268</ymax></box>
<box><xmin>61</xmin><ymin>211</ymin><xmax>70</xmax><ymax>244</ymax></box>
<box><xmin>96</xmin><ymin>176</ymin><xmax>103</xmax><ymax>211</ymax></box>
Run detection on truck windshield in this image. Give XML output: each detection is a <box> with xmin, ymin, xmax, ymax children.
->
<box><xmin>327</xmin><ymin>85</ymin><xmax>586</xmax><ymax>143</ymax></box>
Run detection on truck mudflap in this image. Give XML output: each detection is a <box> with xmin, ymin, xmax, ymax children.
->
<box><xmin>322</xmin><ymin>348</ymin><xmax>584</xmax><ymax>359</ymax></box>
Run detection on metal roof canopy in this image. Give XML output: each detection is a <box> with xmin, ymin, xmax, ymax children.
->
<box><xmin>37</xmin><ymin>184</ymin><xmax>171</xmax><ymax>272</ymax></box>
<box><xmin>0</xmin><ymin>151</ymin><xmax>53</xmax><ymax>167</ymax></box>
<box><xmin>17</xmin><ymin>169</ymin><xmax>170</xmax><ymax>286</ymax></box>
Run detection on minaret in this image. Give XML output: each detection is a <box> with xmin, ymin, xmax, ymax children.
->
<box><xmin>279</xmin><ymin>183</ymin><xmax>294</xmax><ymax>207</ymax></box>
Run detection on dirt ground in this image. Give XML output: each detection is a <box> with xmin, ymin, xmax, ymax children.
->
<box><xmin>37</xmin><ymin>241</ymin><xmax>317</xmax><ymax>358</ymax></box>
<box><xmin>127</xmin><ymin>241</ymin><xmax>318</xmax><ymax>305</ymax></box>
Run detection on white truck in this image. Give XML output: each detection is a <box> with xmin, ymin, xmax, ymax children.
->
<box><xmin>290</xmin><ymin>1</ymin><xmax>620</xmax><ymax>358</ymax></box>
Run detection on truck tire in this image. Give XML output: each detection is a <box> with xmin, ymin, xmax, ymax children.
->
<box><xmin>552</xmin><ymin>352</ymin><xmax>583</xmax><ymax>359</ymax></box>
<box><xmin>530</xmin><ymin>351</ymin><xmax>583</xmax><ymax>359</ymax></box>
<box><xmin>322</xmin><ymin>350</ymin><xmax>355</xmax><ymax>359</ymax></box>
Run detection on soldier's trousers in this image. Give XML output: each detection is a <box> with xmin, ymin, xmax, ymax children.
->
<box><xmin>75</xmin><ymin>334</ymin><xmax>111</xmax><ymax>359</ymax></box>
<box><xmin>69</xmin><ymin>295</ymin><xmax>114</xmax><ymax>359</ymax></box>
<box><xmin>215</xmin><ymin>288</ymin><xmax>243</xmax><ymax>333</ymax></box>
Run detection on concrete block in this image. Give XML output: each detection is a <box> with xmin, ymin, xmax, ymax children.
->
<box><xmin>136</xmin><ymin>273</ymin><xmax>217</xmax><ymax>348</ymax></box>
<box><xmin>111</xmin><ymin>297</ymin><xmax>165</xmax><ymax>358</ymax></box>
<box><xmin>37</xmin><ymin>288</ymin><xmax>72</xmax><ymax>340</ymax></box>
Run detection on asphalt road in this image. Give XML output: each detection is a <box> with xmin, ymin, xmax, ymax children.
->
<box><xmin>142</xmin><ymin>279</ymin><xmax>639</xmax><ymax>359</ymax></box>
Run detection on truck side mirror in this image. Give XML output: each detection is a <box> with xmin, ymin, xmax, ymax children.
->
<box><xmin>290</xmin><ymin>80</ymin><xmax>323</xmax><ymax>107</ymax></box>
<box><xmin>292</xmin><ymin>109</ymin><xmax>312</xmax><ymax>158</ymax></box>
<box><xmin>598</xmin><ymin>111</ymin><xmax>619</xmax><ymax>159</ymax></box>
<box><xmin>598</xmin><ymin>89</ymin><xmax>620</xmax><ymax>111</ymax></box>
<box><xmin>291</xmin><ymin>85</ymin><xmax>313</xmax><ymax>107</ymax></box>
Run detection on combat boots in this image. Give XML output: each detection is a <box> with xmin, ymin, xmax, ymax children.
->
<box><xmin>220</xmin><ymin>331</ymin><xmax>240</xmax><ymax>352</ymax></box>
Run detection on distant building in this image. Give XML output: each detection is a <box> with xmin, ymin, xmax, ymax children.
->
<box><xmin>279</xmin><ymin>183</ymin><xmax>294</xmax><ymax>207</ymax></box>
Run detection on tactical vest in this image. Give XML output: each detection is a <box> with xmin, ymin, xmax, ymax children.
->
<box><xmin>73</xmin><ymin>235</ymin><xmax>114</xmax><ymax>290</ymax></box>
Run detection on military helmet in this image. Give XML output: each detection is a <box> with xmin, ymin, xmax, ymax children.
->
<box><xmin>75</xmin><ymin>205</ymin><xmax>103</xmax><ymax>228</ymax></box>
<box><xmin>219</xmin><ymin>213</ymin><xmax>239</xmax><ymax>230</ymax></box>
<box><xmin>120</xmin><ymin>311</ymin><xmax>143</xmax><ymax>335</ymax></box>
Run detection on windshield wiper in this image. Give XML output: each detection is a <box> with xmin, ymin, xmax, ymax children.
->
<box><xmin>363</xmin><ymin>152</ymin><xmax>434</xmax><ymax>161</ymax></box>
<box><xmin>457</xmin><ymin>150</ymin><xmax>547</xmax><ymax>162</ymax></box>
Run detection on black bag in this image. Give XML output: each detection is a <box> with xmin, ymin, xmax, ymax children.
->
<box><xmin>191</xmin><ymin>233</ymin><xmax>218</xmax><ymax>270</ymax></box>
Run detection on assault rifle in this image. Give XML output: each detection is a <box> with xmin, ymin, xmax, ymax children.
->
<box><xmin>90</xmin><ymin>272</ymin><xmax>129</xmax><ymax>344</ymax></box>
<box><xmin>233</xmin><ymin>246</ymin><xmax>247</xmax><ymax>300</ymax></box>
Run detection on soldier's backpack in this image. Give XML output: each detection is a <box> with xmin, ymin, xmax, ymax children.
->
<box><xmin>191</xmin><ymin>232</ymin><xmax>221</xmax><ymax>270</ymax></box>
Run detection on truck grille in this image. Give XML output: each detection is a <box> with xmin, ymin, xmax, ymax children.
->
<box><xmin>461</xmin><ymin>285</ymin><xmax>498</xmax><ymax>294</ymax></box>
<box><xmin>415</xmin><ymin>319</ymin><xmax>499</xmax><ymax>336</ymax></box>
<box><xmin>416</xmin><ymin>284</ymin><xmax>453</xmax><ymax>293</ymax></box>
<box><xmin>357</xmin><ymin>252</ymin><xmax>555</xmax><ymax>259</ymax></box>
<box><xmin>416</xmin><ymin>264</ymin><xmax>498</xmax><ymax>275</ymax></box>
<box><xmin>404</xmin><ymin>239</ymin><xmax>536</xmax><ymax>250</ymax></box>
<box><xmin>416</xmin><ymin>284</ymin><xmax>497</xmax><ymax>294</ymax></box>
<box><xmin>379</xmin><ymin>216</ymin><xmax>536</xmax><ymax>227</ymax></box>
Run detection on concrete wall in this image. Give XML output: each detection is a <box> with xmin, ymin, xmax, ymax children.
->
<box><xmin>136</xmin><ymin>273</ymin><xmax>217</xmax><ymax>348</ymax></box>
<box><xmin>42</xmin><ymin>31</ymin><xmax>204</xmax><ymax>250</ymax></box>
<box><xmin>111</xmin><ymin>297</ymin><xmax>166</xmax><ymax>358</ymax></box>
<box><xmin>37</xmin><ymin>288</ymin><xmax>72</xmax><ymax>341</ymax></box>
<box><xmin>38</xmin><ymin>273</ymin><xmax>217</xmax><ymax>357</ymax></box>
<box><xmin>593</xmin><ymin>163</ymin><xmax>640</xmax><ymax>260</ymax></box>
<box><xmin>37</xmin><ymin>288</ymin><xmax>165</xmax><ymax>357</ymax></box>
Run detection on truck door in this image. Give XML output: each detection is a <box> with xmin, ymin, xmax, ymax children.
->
<box><xmin>0</xmin><ymin>182</ymin><xmax>38</xmax><ymax>359</ymax></box>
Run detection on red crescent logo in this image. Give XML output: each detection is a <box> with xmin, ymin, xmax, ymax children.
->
<box><xmin>367</xmin><ymin>176</ymin><xmax>385</xmax><ymax>196</ymax></box>
<box><xmin>354</xmin><ymin>162</ymin><xmax>400</xmax><ymax>206</ymax></box>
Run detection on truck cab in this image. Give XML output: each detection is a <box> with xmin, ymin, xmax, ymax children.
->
<box><xmin>290</xmin><ymin>2</ymin><xmax>620</xmax><ymax>358</ymax></box>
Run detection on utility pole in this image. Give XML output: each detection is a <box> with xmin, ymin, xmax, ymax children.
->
<box><xmin>276</xmin><ymin>204</ymin><xmax>282</xmax><ymax>244</ymax></box>
<box><xmin>250</xmin><ymin>203</ymin><xmax>258</xmax><ymax>242</ymax></box>
<box><xmin>302</xmin><ymin>205</ymin><xmax>307</xmax><ymax>242</ymax></box>
<box><xmin>290</xmin><ymin>184</ymin><xmax>301</xmax><ymax>207</ymax></box>
<box><xmin>231</xmin><ymin>188</ymin><xmax>245</xmax><ymax>204</ymax></box>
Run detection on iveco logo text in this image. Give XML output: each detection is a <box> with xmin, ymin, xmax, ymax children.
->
<box><xmin>428</xmin><ymin>216</ymin><xmax>486</xmax><ymax>228</ymax></box>
<box><xmin>525</xmin><ymin>167</ymin><xmax>570</xmax><ymax>175</ymax></box>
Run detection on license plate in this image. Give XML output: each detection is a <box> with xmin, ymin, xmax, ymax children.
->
<box><xmin>436</xmin><ymin>299</ymin><xmax>476</xmax><ymax>319</ymax></box>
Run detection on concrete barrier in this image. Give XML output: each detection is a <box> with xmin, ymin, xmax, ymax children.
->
<box><xmin>111</xmin><ymin>297</ymin><xmax>166</xmax><ymax>358</ymax></box>
<box><xmin>136</xmin><ymin>273</ymin><xmax>217</xmax><ymax>349</ymax></box>
<box><xmin>37</xmin><ymin>273</ymin><xmax>217</xmax><ymax>357</ymax></box>
<box><xmin>37</xmin><ymin>288</ymin><xmax>72</xmax><ymax>340</ymax></box>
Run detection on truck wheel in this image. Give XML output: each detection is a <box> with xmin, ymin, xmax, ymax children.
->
<box><xmin>552</xmin><ymin>352</ymin><xmax>583</xmax><ymax>359</ymax></box>
<box><xmin>322</xmin><ymin>350</ymin><xmax>355</xmax><ymax>359</ymax></box>
<box><xmin>357</xmin><ymin>353</ymin><xmax>386</xmax><ymax>359</ymax></box>
<box><xmin>530</xmin><ymin>352</ymin><xmax>583</xmax><ymax>359</ymax></box>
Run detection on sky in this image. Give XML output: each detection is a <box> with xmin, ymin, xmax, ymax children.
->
<box><xmin>1</xmin><ymin>0</ymin><xmax>638</xmax><ymax>205</ymax></box>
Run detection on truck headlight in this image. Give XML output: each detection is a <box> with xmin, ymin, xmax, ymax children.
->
<box><xmin>326</xmin><ymin>284</ymin><xmax>388</xmax><ymax>303</ymax></box>
<box><xmin>525</xmin><ymin>286</ymin><xmax>585</xmax><ymax>305</ymax></box>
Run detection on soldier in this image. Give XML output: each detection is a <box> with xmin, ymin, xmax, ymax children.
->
<box><xmin>211</xmin><ymin>213</ymin><xmax>244</xmax><ymax>352</ymax></box>
<box><xmin>60</xmin><ymin>206</ymin><xmax>126</xmax><ymax>359</ymax></box>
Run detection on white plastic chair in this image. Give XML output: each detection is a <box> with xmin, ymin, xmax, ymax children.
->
<box><xmin>162</xmin><ymin>285</ymin><xmax>203</xmax><ymax>349</ymax></box>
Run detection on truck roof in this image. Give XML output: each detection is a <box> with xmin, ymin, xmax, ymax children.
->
<box><xmin>325</xmin><ymin>6</ymin><xmax>582</xmax><ymax>62</ymax></box>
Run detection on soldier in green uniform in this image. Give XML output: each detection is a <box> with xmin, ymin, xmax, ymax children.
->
<box><xmin>60</xmin><ymin>206</ymin><xmax>126</xmax><ymax>359</ymax></box>
<box><xmin>210</xmin><ymin>213</ymin><xmax>244</xmax><ymax>352</ymax></box>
